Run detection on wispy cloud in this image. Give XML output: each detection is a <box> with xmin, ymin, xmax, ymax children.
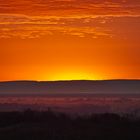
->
<box><xmin>0</xmin><ymin>14</ymin><xmax>112</xmax><ymax>38</ymax></box>
<box><xmin>0</xmin><ymin>0</ymin><xmax>139</xmax><ymax>38</ymax></box>
<box><xmin>0</xmin><ymin>0</ymin><xmax>139</xmax><ymax>16</ymax></box>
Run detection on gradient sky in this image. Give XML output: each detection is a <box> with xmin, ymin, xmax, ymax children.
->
<box><xmin>0</xmin><ymin>0</ymin><xmax>140</xmax><ymax>81</ymax></box>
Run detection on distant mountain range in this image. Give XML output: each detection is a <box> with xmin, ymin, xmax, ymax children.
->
<box><xmin>0</xmin><ymin>80</ymin><xmax>140</xmax><ymax>95</ymax></box>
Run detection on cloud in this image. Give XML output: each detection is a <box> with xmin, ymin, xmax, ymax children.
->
<box><xmin>0</xmin><ymin>0</ymin><xmax>139</xmax><ymax>39</ymax></box>
<box><xmin>0</xmin><ymin>0</ymin><xmax>139</xmax><ymax>16</ymax></box>
<box><xmin>0</xmin><ymin>14</ymin><xmax>113</xmax><ymax>39</ymax></box>
<box><xmin>0</xmin><ymin>13</ymin><xmax>140</xmax><ymax>39</ymax></box>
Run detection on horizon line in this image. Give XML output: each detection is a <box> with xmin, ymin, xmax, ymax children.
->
<box><xmin>0</xmin><ymin>79</ymin><xmax>140</xmax><ymax>83</ymax></box>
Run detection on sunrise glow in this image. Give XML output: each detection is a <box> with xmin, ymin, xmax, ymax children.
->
<box><xmin>47</xmin><ymin>70</ymin><xmax>101</xmax><ymax>81</ymax></box>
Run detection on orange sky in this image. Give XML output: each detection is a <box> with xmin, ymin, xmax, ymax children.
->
<box><xmin>0</xmin><ymin>0</ymin><xmax>140</xmax><ymax>81</ymax></box>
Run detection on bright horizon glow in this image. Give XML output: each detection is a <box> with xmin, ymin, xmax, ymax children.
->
<box><xmin>45</xmin><ymin>71</ymin><xmax>103</xmax><ymax>81</ymax></box>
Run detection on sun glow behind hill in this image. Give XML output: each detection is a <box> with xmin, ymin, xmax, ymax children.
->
<box><xmin>46</xmin><ymin>70</ymin><xmax>102</xmax><ymax>81</ymax></box>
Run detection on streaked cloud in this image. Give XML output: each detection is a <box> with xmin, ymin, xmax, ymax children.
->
<box><xmin>0</xmin><ymin>0</ymin><xmax>139</xmax><ymax>38</ymax></box>
<box><xmin>0</xmin><ymin>0</ymin><xmax>139</xmax><ymax>16</ymax></box>
<box><xmin>0</xmin><ymin>14</ymin><xmax>112</xmax><ymax>38</ymax></box>
<box><xmin>0</xmin><ymin>13</ymin><xmax>140</xmax><ymax>39</ymax></box>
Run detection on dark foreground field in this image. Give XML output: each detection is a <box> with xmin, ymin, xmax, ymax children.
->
<box><xmin>0</xmin><ymin>109</ymin><xmax>140</xmax><ymax>140</ymax></box>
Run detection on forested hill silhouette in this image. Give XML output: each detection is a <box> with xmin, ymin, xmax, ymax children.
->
<box><xmin>0</xmin><ymin>80</ymin><xmax>140</xmax><ymax>95</ymax></box>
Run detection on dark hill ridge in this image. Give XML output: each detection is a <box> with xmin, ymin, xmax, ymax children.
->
<box><xmin>0</xmin><ymin>80</ymin><xmax>140</xmax><ymax>95</ymax></box>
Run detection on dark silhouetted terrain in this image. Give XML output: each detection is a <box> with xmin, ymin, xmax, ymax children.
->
<box><xmin>0</xmin><ymin>80</ymin><xmax>140</xmax><ymax>139</ymax></box>
<box><xmin>0</xmin><ymin>110</ymin><xmax>140</xmax><ymax>140</ymax></box>
<box><xmin>0</xmin><ymin>80</ymin><xmax>140</xmax><ymax>95</ymax></box>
